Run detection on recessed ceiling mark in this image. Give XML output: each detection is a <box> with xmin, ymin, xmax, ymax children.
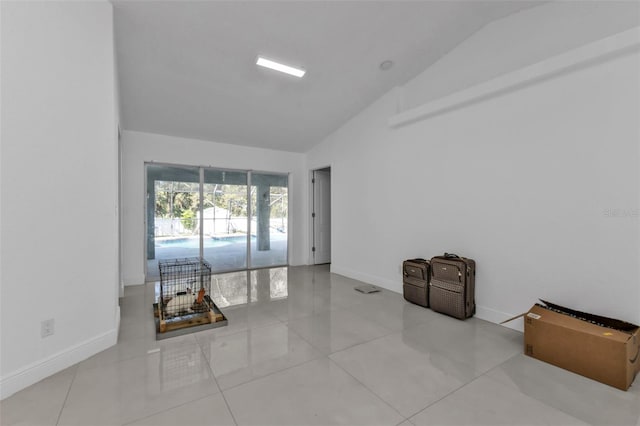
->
<box><xmin>379</xmin><ymin>60</ymin><xmax>394</xmax><ymax>71</ymax></box>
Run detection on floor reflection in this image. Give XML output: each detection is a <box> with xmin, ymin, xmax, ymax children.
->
<box><xmin>210</xmin><ymin>267</ymin><xmax>288</xmax><ymax>308</ymax></box>
<box><xmin>152</xmin><ymin>266</ymin><xmax>289</xmax><ymax>309</ymax></box>
<box><xmin>146</xmin><ymin>235</ymin><xmax>288</xmax><ymax>281</ymax></box>
<box><xmin>7</xmin><ymin>265</ymin><xmax>621</xmax><ymax>426</ymax></box>
<box><xmin>156</xmin><ymin>344</ymin><xmax>209</xmax><ymax>392</ymax></box>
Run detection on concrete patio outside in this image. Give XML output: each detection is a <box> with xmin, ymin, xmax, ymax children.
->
<box><xmin>146</xmin><ymin>232</ymin><xmax>287</xmax><ymax>280</ymax></box>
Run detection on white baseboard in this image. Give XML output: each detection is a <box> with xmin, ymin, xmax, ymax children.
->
<box><xmin>330</xmin><ymin>264</ymin><xmax>402</xmax><ymax>294</ymax></box>
<box><xmin>475</xmin><ymin>305</ymin><xmax>524</xmax><ymax>333</ymax></box>
<box><xmin>0</xmin><ymin>320</ymin><xmax>119</xmax><ymax>400</ymax></box>
<box><xmin>329</xmin><ymin>264</ymin><xmax>524</xmax><ymax>333</ymax></box>
<box><xmin>124</xmin><ymin>273</ymin><xmax>146</xmax><ymax>286</ymax></box>
<box><xmin>115</xmin><ymin>305</ymin><xmax>121</xmax><ymax>341</ymax></box>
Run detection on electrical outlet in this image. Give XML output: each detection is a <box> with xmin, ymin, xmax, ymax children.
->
<box><xmin>41</xmin><ymin>319</ymin><xmax>55</xmax><ymax>338</ymax></box>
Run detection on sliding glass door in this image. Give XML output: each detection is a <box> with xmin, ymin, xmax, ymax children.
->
<box><xmin>146</xmin><ymin>165</ymin><xmax>200</xmax><ymax>278</ymax></box>
<box><xmin>146</xmin><ymin>164</ymin><xmax>288</xmax><ymax>280</ymax></box>
<box><xmin>202</xmin><ymin>169</ymin><xmax>249</xmax><ymax>272</ymax></box>
<box><xmin>250</xmin><ymin>172</ymin><xmax>288</xmax><ymax>268</ymax></box>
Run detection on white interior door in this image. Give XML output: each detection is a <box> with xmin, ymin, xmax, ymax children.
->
<box><xmin>312</xmin><ymin>168</ymin><xmax>331</xmax><ymax>264</ymax></box>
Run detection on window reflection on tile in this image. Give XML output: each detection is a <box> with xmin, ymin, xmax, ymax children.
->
<box><xmin>210</xmin><ymin>271</ymin><xmax>249</xmax><ymax>307</ymax></box>
<box><xmin>154</xmin><ymin>344</ymin><xmax>210</xmax><ymax>393</ymax></box>
<box><xmin>210</xmin><ymin>267</ymin><xmax>289</xmax><ymax>308</ymax></box>
<box><xmin>269</xmin><ymin>268</ymin><xmax>288</xmax><ymax>299</ymax></box>
<box><xmin>208</xmin><ymin>326</ymin><xmax>290</xmax><ymax>378</ymax></box>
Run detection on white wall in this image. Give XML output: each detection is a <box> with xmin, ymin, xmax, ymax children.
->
<box><xmin>121</xmin><ymin>130</ymin><xmax>307</xmax><ymax>285</ymax></box>
<box><xmin>402</xmin><ymin>1</ymin><xmax>640</xmax><ymax>110</ymax></box>
<box><xmin>0</xmin><ymin>1</ymin><xmax>119</xmax><ymax>399</ymax></box>
<box><xmin>308</xmin><ymin>4</ymin><xmax>640</xmax><ymax>328</ymax></box>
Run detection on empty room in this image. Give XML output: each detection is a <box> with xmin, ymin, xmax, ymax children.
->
<box><xmin>1</xmin><ymin>1</ymin><xmax>639</xmax><ymax>425</ymax></box>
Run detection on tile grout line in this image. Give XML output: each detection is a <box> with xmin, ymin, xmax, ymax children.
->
<box><xmin>405</xmin><ymin>375</ymin><xmax>484</xmax><ymax>421</ymax></box>
<box><xmin>218</xmin><ymin>356</ymin><xmax>329</xmax><ymax>394</ymax></box>
<box><xmin>93</xmin><ymin>285</ymin><xmax>223</xmax><ymax>425</ymax></box>
<box><xmin>476</xmin><ymin>351</ymin><xmax>521</xmax><ymax>378</ymax></box>
<box><xmin>193</xmin><ymin>315</ymin><xmax>281</xmax><ymax>345</ymax></box>
<box><xmin>124</xmin><ymin>268</ymin><xmax>526</xmax><ymax>424</ymax></box>
<box><xmin>219</xmin><ymin>389</ymin><xmax>240</xmax><ymax>426</ymax></box>
<box><xmin>285</xmin><ymin>309</ymin><xmax>398</xmax><ymax>357</ymax></box>
<box><xmin>54</xmin><ymin>365</ymin><xmax>79</xmax><ymax>426</ymax></box>
<box><xmin>121</xmin><ymin>391</ymin><xmax>221</xmax><ymax>426</ymax></box>
<box><xmin>196</xmin><ymin>334</ymin><xmax>240</xmax><ymax>426</ymax></box>
<box><xmin>401</xmin><ymin>351</ymin><xmax>525</xmax><ymax>422</ymax></box>
<box><xmin>326</xmin><ymin>357</ymin><xmax>408</xmax><ymax>423</ymax></box>
<box><xmin>477</xmin><ymin>353</ymin><xmax>601</xmax><ymax>426</ymax></box>
<box><xmin>281</xmin><ymin>321</ymin><xmax>328</xmax><ymax>356</ymax></box>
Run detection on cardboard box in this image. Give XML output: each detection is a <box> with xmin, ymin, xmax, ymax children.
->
<box><xmin>523</xmin><ymin>300</ymin><xmax>640</xmax><ymax>391</ymax></box>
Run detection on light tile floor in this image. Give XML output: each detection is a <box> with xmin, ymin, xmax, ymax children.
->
<box><xmin>2</xmin><ymin>265</ymin><xmax>639</xmax><ymax>426</ymax></box>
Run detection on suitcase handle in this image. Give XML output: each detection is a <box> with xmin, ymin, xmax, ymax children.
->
<box><xmin>441</xmin><ymin>254</ymin><xmax>472</xmax><ymax>275</ymax></box>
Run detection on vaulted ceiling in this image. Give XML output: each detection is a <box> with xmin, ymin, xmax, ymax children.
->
<box><xmin>113</xmin><ymin>1</ymin><xmax>543</xmax><ymax>152</ymax></box>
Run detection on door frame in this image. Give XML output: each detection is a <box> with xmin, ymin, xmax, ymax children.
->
<box><xmin>309</xmin><ymin>166</ymin><xmax>331</xmax><ymax>265</ymax></box>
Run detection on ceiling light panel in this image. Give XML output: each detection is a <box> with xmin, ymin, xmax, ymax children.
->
<box><xmin>256</xmin><ymin>56</ymin><xmax>306</xmax><ymax>78</ymax></box>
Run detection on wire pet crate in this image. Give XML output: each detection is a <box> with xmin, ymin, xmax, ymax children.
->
<box><xmin>156</xmin><ymin>258</ymin><xmax>227</xmax><ymax>339</ymax></box>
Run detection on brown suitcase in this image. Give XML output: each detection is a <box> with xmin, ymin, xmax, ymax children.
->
<box><xmin>429</xmin><ymin>253</ymin><xmax>475</xmax><ymax>319</ymax></box>
<box><xmin>403</xmin><ymin>259</ymin><xmax>430</xmax><ymax>307</ymax></box>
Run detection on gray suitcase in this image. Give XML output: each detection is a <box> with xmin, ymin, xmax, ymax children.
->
<box><xmin>403</xmin><ymin>258</ymin><xmax>430</xmax><ymax>307</ymax></box>
<box><xmin>429</xmin><ymin>253</ymin><xmax>475</xmax><ymax>319</ymax></box>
